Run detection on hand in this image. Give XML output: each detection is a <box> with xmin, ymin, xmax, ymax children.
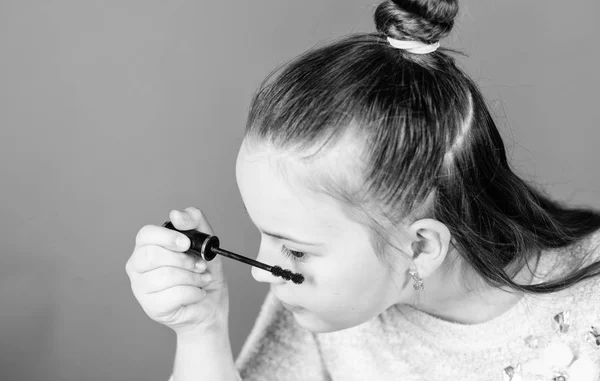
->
<box><xmin>125</xmin><ymin>207</ymin><xmax>230</xmax><ymax>336</ymax></box>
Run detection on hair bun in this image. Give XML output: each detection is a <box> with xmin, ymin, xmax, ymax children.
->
<box><xmin>374</xmin><ymin>0</ymin><xmax>459</xmax><ymax>44</ymax></box>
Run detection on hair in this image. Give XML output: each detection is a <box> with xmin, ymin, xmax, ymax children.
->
<box><xmin>242</xmin><ymin>0</ymin><xmax>600</xmax><ymax>293</ymax></box>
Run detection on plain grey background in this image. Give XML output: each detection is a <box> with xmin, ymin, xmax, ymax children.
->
<box><xmin>0</xmin><ymin>0</ymin><xmax>598</xmax><ymax>380</ymax></box>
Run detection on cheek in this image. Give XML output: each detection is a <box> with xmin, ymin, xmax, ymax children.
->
<box><xmin>298</xmin><ymin>268</ymin><xmax>392</xmax><ymax>331</ymax></box>
<box><xmin>311</xmin><ymin>252</ymin><xmax>389</xmax><ymax>305</ymax></box>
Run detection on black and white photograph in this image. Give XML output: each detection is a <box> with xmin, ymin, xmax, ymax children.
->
<box><xmin>1</xmin><ymin>1</ymin><xmax>599</xmax><ymax>380</ymax></box>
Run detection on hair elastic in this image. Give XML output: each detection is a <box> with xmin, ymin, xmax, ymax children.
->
<box><xmin>386</xmin><ymin>37</ymin><xmax>440</xmax><ymax>54</ymax></box>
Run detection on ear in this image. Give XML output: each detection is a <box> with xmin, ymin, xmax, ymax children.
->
<box><xmin>407</xmin><ymin>218</ymin><xmax>451</xmax><ymax>279</ymax></box>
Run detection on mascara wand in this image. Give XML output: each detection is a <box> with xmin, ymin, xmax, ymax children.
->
<box><xmin>162</xmin><ymin>221</ymin><xmax>305</xmax><ymax>284</ymax></box>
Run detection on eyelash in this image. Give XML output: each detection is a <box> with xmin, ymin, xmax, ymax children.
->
<box><xmin>281</xmin><ymin>245</ymin><xmax>307</xmax><ymax>262</ymax></box>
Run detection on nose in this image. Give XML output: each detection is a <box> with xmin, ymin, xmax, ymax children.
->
<box><xmin>251</xmin><ymin>266</ymin><xmax>283</xmax><ymax>284</ymax></box>
<box><xmin>251</xmin><ymin>241</ymin><xmax>287</xmax><ymax>284</ymax></box>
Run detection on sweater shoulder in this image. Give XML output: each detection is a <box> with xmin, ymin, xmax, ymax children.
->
<box><xmin>234</xmin><ymin>289</ymin><xmax>328</xmax><ymax>380</ymax></box>
<box><xmin>234</xmin><ymin>290</ymin><xmax>289</xmax><ymax>368</ymax></box>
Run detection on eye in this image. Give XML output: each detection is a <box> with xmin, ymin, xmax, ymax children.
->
<box><xmin>281</xmin><ymin>245</ymin><xmax>307</xmax><ymax>262</ymax></box>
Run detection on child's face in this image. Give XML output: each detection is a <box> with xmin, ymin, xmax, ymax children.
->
<box><xmin>235</xmin><ymin>138</ymin><xmax>410</xmax><ymax>333</ymax></box>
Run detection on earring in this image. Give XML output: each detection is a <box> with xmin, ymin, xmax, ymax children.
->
<box><xmin>408</xmin><ymin>269</ymin><xmax>424</xmax><ymax>291</ymax></box>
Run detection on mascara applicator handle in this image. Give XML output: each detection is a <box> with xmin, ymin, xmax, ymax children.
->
<box><xmin>162</xmin><ymin>220</ymin><xmax>305</xmax><ymax>284</ymax></box>
<box><xmin>162</xmin><ymin>221</ymin><xmax>218</xmax><ymax>261</ymax></box>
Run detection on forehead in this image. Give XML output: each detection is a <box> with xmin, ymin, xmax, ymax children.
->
<box><xmin>235</xmin><ymin>138</ymin><xmax>364</xmax><ymax>241</ymax></box>
<box><xmin>235</xmin><ymin>141</ymin><xmax>328</xmax><ymax>214</ymax></box>
<box><xmin>235</xmin><ymin>133</ymin><xmax>365</xmax><ymax>202</ymax></box>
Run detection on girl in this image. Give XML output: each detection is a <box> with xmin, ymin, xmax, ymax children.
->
<box><xmin>126</xmin><ymin>0</ymin><xmax>600</xmax><ymax>380</ymax></box>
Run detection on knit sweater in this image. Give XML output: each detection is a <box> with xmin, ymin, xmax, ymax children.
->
<box><xmin>170</xmin><ymin>231</ymin><xmax>600</xmax><ymax>381</ymax></box>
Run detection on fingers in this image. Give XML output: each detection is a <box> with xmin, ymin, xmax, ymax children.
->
<box><xmin>127</xmin><ymin>244</ymin><xmax>207</xmax><ymax>274</ymax></box>
<box><xmin>172</xmin><ymin>207</ymin><xmax>215</xmax><ymax>235</ymax></box>
<box><xmin>140</xmin><ymin>285</ymin><xmax>207</xmax><ymax>318</ymax></box>
<box><xmin>169</xmin><ymin>209</ymin><xmax>196</xmax><ymax>231</ymax></box>
<box><xmin>137</xmin><ymin>267</ymin><xmax>213</xmax><ymax>294</ymax></box>
<box><xmin>135</xmin><ymin>224</ymin><xmax>191</xmax><ymax>252</ymax></box>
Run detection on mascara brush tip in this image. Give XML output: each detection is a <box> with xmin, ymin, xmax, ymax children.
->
<box><xmin>270</xmin><ymin>266</ymin><xmax>304</xmax><ymax>284</ymax></box>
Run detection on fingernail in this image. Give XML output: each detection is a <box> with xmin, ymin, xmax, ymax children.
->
<box><xmin>203</xmin><ymin>274</ymin><xmax>212</xmax><ymax>283</ymax></box>
<box><xmin>177</xmin><ymin>235</ymin><xmax>190</xmax><ymax>249</ymax></box>
<box><xmin>196</xmin><ymin>260</ymin><xmax>206</xmax><ymax>271</ymax></box>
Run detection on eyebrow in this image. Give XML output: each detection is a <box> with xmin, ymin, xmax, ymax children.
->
<box><xmin>242</xmin><ymin>205</ymin><xmax>320</xmax><ymax>246</ymax></box>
